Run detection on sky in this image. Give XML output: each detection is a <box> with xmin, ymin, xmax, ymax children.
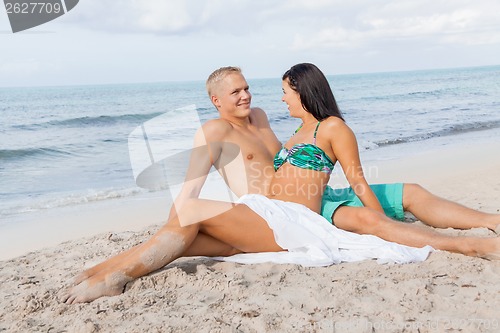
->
<box><xmin>1</xmin><ymin>0</ymin><xmax>499</xmax><ymax>87</ymax></box>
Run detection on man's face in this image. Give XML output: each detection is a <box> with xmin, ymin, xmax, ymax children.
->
<box><xmin>212</xmin><ymin>73</ymin><xmax>252</xmax><ymax>117</ymax></box>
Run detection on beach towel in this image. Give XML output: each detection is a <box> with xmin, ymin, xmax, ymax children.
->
<box><xmin>214</xmin><ymin>194</ymin><xmax>433</xmax><ymax>267</ymax></box>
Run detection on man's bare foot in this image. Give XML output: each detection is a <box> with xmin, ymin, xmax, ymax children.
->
<box><xmin>72</xmin><ymin>244</ymin><xmax>144</xmax><ymax>286</ymax></box>
<box><xmin>478</xmin><ymin>237</ymin><xmax>500</xmax><ymax>261</ymax></box>
<box><xmin>481</xmin><ymin>252</ymin><xmax>500</xmax><ymax>260</ymax></box>
<box><xmin>494</xmin><ymin>224</ymin><xmax>500</xmax><ymax>235</ymax></box>
<box><xmin>72</xmin><ymin>270</ymin><xmax>94</xmax><ymax>286</ymax></box>
<box><xmin>61</xmin><ymin>230</ymin><xmax>187</xmax><ymax>303</ymax></box>
<box><xmin>60</xmin><ymin>270</ymin><xmax>133</xmax><ymax>304</ymax></box>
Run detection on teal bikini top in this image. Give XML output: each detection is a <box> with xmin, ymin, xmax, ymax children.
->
<box><xmin>274</xmin><ymin>122</ymin><xmax>335</xmax><ymax>174</ymax></box>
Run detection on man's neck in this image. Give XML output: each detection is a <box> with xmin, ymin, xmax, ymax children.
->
<box><xmin>221</xmin><ymin>115</ymin><xmax>252</xmax><ymax>128</ymax></box>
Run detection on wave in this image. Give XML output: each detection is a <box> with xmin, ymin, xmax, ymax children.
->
<box><xmin>0</xmin><ymin>187</ymin><xmax>148</xmax><ymax>218</ymax></box>
<box><xmin>14</xmin><ymin>112</ymin><xmax>166</xmax><ymax>130</ymax></box>
<box><xmin>358</xmin><ymin>87</ymin><xmax>459</xmax><ymax>102</ymax></box>
<box><xmin>0</xmin><ymin>147</ymin><xmax>71</xmax><ymax>161</ymax></box>
<box><xmin>270</xmin><ymin>114</ymin><xmax>293</xmax><ymax>123</ymax></box>
<box><xmin>195</xmin><ymin>107</ymin><xmax>213</xmax><ymax>113</ymax></box>
<box><xmin>374</xmin><ymin>119</ymin><xmax>500</xmax><ymax>147</ymax></box>
<box><xmin>13</xmin><ymin>106</ymin><xmax>212</xmax><ymax>131</ymax></box>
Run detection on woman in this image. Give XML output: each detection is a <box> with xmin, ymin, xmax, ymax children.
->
<box><xmin>61</xmin><ymin>64</ymin><xmax>497</xmax><ymax>304</ymax></box>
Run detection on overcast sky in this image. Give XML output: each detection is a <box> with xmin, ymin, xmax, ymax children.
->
<box><xmin>1</xmin><ymin>0</ymin><xmax>499</xmax><ymax>87</ymax></box>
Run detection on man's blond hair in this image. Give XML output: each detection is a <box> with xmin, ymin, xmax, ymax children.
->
<box><xmin>206</xmin><ymin>66</ymin><xmax>242</xmax><ymax>96</ymax></box>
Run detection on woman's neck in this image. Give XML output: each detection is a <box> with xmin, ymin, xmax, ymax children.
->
<box><xmin>298</xmin><ymin>113</ymin><xmax>318</xmax><ymax>127</ymax></box>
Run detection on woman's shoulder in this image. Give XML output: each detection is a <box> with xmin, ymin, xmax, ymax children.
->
<box><xmin>321</xmin><ymin>116</ymin><xmax>351</xmax><ymax>133</ymax></box>
<box><xmin>319</xmin><ymin>117</ymin><xmax>357</xmax><ymax>151</ymax></box>
<box><xmin>319</xmin><ymin>117</ymin><xmax>356</xmax><ymax>146</ymax></box>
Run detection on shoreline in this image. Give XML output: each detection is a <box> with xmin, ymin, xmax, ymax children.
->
<box><xmin>0</xmin><ymin>194</ymin><xmax>170</xmax><ymax>261</ymax></box>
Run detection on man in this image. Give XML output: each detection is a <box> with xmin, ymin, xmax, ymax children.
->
<box><xmin>60</xmin><ymin>67</ymin><xmax>284</xmax><ymax>304</ymax></box>
<box><xmin>165</xmin><ymin>66</ymin><xmax>283</xmax><ymax>256</ymax></box>
<box><xmin>62</xmin><ymin>66</ymin><xmax>499</xmax><ymax>304</ymax></box>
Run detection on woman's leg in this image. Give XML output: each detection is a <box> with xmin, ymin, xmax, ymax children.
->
<box><xmin>61</xmin><ymin>200</ymin><xmax>281</xmax><ymax>304</ymax></box>
<box><xmin>403</xmin><ymin>183</ymin><xmax>500</xmax><ymax>231</ymax></box>
<box><xmin>333</xmin><ymin>205</ymin><xmax>500</xmax><ymax>258</ymax></box>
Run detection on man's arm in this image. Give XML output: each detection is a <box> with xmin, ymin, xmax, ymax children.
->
<box><xmin>167</xmin><ymin>120</ymin><xmax>230</xmax><ymax>221</ymax></box>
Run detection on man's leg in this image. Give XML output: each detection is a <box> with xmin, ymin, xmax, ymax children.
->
<box><xmin>403</xmin><ymin>183</ymin><xmax>500</xmax><ymax>232</ymax></box>
<box><xmin>68</xmin><ymin>199</ymin><xmax>246</xmax><ymax>288</ymax></box>
<box><xmin>61</xmin><ymin>200</ymin><xmax>281</xmax><ymax>304</ymax></box>
<box><xmin>72</xmin><ymin>232</ymin><xmax>240</xmax><ymax>286</ymax></box>
<box><xmin>181</xmin><ymin>232</ymin><xmax>242</xmax><ymax>257</ymax></box>
<box><xmin>332</xmin><ymin>206</ymin><xmax>500</xmax><ymax>258</ymax></box>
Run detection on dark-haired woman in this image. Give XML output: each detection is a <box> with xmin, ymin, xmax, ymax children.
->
<box><xmin>283</xmin><ymin>64</ymin><xmax>500</xmax><ymax>262</ymax></box>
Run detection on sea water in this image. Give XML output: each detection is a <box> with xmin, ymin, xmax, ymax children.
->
<box><xmin>1</xmin><ymin>65</ymin><xmax>499</xmax><ymax>221</ymax></box>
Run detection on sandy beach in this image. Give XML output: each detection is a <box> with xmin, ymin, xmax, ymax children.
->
<box><xmin>1</xmin><ymin>139</ymin><xmax>499</xmax><ymax>332</ymax></box>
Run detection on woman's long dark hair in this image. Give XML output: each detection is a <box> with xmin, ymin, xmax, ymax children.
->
<box><xmin>282</xmin><ymin>63</ymin><xmax>344</xmax><ymax>121</ymax></box>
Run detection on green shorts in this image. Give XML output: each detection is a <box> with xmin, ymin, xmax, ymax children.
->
<box><xmin>321</xmin><ymin>183</ymin><xmax>405</xmax><ymax>224</ymax></box>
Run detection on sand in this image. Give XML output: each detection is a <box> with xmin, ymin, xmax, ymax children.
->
<box><xmin>1</xmin><ymin>139</ymin><xmax>499</xmax><ymax>333</ymax></box>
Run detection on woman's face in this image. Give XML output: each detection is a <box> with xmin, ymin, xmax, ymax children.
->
<box><xmin>281</xmin><ymin>78</ymin><xmax>302</xmax><ymax>117</ymax></box>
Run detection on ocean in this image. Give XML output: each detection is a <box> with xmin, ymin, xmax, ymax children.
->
<box><xmin>1</xmin><ymin>65</ymin><xmax>500</xmax><ymax>221</ymax></box>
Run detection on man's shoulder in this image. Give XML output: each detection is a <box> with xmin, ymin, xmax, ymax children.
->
<box><xmin>198</xmin><ymin>119</ymin><xmax>233</xmax><ymax>141</ymax></box>
<box><xmin>251</xmin><ymin>107</ymin><xmax>268</xmax><ymax>119</ymax></box>
<box><xmin>250</xmin><ymin>107</ymin><xmax>271</xmax><ymax>127</ymax></box>
<box><xmin>203</xmin><ymin>118</ymin><xmax>233</xmax><ymax>130</ymax></box>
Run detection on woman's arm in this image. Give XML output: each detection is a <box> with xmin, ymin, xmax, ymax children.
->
<box><xmin>329</xmin><ymin>120</ymin><xmax>384</xmax><ymax>213</ymax></box>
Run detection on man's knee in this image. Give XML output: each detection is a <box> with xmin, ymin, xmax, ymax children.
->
<box><xmin>224</xmin><ymin>247</ymin><xmax>242</xmax><ymax>256</ymax></box>
<box><xmin>403</xmin><ymin>183</ymin><xmax>428</xmax><ymax>209</ymax></box>
<box><xmin>356</xmin><ymin>208</ymin><xmax>389</xmax><ymax>233</ymax></box>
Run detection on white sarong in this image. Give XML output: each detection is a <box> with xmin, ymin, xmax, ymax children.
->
<box><xmin>215</xmin><ymin>194</ymin><xmax>433</xmax><ymax>266</ymax></box>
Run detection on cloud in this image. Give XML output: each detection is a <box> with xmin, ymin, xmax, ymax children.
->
<box><xmin>60</xmin><ymin>0</ymin><xmax>205</xmax><ymax>34</ymax></box>
<box><xmin>58</xmin><ymin>0</ymin><xmax>500</xmax><ymax>51</ymax></box>
<box><xmin>288</xmin><ymin>0</ymin><xmax>500</xmax><ymax>51</ymax></box>
<box><xmin>61</xmin><ymin>0</ymin><xmax>277</xmax><ymax>35</ymax></box>
<box><xmin>133</xmin><ymin>1</ymin><xmax>203</xmax><ymax>32</ymax></box>
<box><xmin>2</xmin><ymin>0</ymin><xmax>498</xmax><ymax>87</ymax></box>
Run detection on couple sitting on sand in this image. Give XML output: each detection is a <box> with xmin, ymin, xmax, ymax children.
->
<box><xmin>61</xmin><ymin>63</ymin><xmax>500</xmax><ymax>304</ymax></box>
